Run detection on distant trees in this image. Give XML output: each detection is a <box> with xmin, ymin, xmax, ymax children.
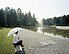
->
<box><xmin>0</xmin><ymin>7</ymin><xmax>38</xmax><ymax>27</ymax></box>
<box><xmin>42</xmin><ymin>15</ymin><xmax>69</xmax><ymax>26</ymax></box>
<box><xmin>42</xmin><ymin>18</ymin><xmax>53</xmax><ymax>26</ymax></box>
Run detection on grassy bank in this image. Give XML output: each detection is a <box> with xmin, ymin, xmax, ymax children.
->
<box><xmin>0</xmin><ymin>28</ymin><xmax>15</xmax><ymax>54</ymax></box>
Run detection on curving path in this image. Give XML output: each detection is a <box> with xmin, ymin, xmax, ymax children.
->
<box><xmin>18</xmin><ymin>29</ymin><xmax>69</xmax><ymax>54</ymax></box>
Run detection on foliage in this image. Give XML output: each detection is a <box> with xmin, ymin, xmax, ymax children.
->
<box><xmin>0</xmin><ymin>7</ymin><xmax>38</xmax><ymax>27</ymax></box>
<box><xmin>0</xmin><ymin>8</ymin><xmax>5</xmax><ymax>27</ymax></box>
<box><xmin>42</xmin><ymin>14</ymin><xmax>69</xmax><ymax>26</ymax></box>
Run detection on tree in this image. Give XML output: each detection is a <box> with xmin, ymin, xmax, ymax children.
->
<box><xmin>17</xmin><ymin>8</ymin><xmax>22</xmax><ymax>26</ymax></box>
<box><xmin>5</xmin><ymin>7</ymin><xmax>11</xmax><ymax>27</ymax></box>
<box><xmin>0</xmin><ymin>7</ymin><xmax>38</xmax><ymax>27</ymax></box>
<box><xmin>66</xmin><ymin>15</ymin><xmax>69</xmax><ymax>26</ymax></box>
<box><xmin>61</xmin><ymin>15</ymin><xmax>66</xmax><ymax>26</ymax></box>
<box><xmin>24</xmin><ymin>13</ymin><xmax>28</xmax><ymax>26</ymax></box>
<box><xmin>53</xmin><ymin>17</ymin><xmax>57</xmax><ymax>25</ymax></box>
<box><xmin>42</xmin><ymin>18</ymin><xmax>45</xmax><ymax>27</ymax></box>
<box><xmin>9</xmin><ymin>8</ymin><xmax>17</xmax><ymax>27</ymax></box>
<box><xmin>32</xmin><ymin>14</ymin><xmax>38</xmax><ymax>26</ymax></box>
<box><xmin>0</xmin><ymin>8</ymin><xmax>5</xmax><ymax>27</ymax></box>
<box><xmin>20</xmin><ymin>13</ymin><xmax>25</xmax><ymax>27</ymax></box>
<box><xmin>56</xmin><ymin>17</ymin><xmax>62</xmax><ymax>26</ymax></box>
<box><xmin>27</xmin><ymin>11</ymin><xmax>32</xmax><ymax>26</ymax></box>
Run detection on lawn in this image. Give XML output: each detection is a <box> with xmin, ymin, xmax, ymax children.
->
<box><xmin>0</xmin><ymin>28</ymin><xmax>15</xmax><ymax>54</ymax></box>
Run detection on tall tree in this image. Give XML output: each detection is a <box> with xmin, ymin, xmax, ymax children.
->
<box><xmin>27</xmin><ymin>11</ymin><xmax>32</xmax><ymax>26</ymax></box>
<box><xmin>53</xmin><ymin>17</ymin><xmax>57</xmax><ymax>25</ymax></box>
<box><xmin>20</xmin><ymin>13</ymin><xmax>25</xmax><ymax>27</ymax></box>
<box><xmin>24</xmin><ymin>13</ymin><xmax>28</xmax><ymax>26</ymax></box>
<box><xmin>5</xmin><ymin>7</ymin><xmax>11</xmax><ymax>27</ymax></box>
<box><xmin>17</xmin><ymin>8</ymin><xmax>22</xmax><ymax>26</ymax></box>
<box><xmin>9</xmin><ymin>8</ymin><xmax>17</xmax><ymax>27</ymax></box>
<box><xmin>0</xmin><ymin>8</ymin><xmax>5</xmax><ymax>27</ymax></box>
<box><xmin>32</xmin><ymin>14</ymin><xmax>38</xmax><ymax>26</ymax></box>
<box><xmin>0</xmin><ymin>7</ymin><xmax>38</xmax><ymax>27</ymax></box>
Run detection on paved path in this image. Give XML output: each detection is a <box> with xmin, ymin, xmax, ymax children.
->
<box><xmin>18</xmin><ymin>29</ymin><xmax>69</xmax><ymax>54</ymax></box>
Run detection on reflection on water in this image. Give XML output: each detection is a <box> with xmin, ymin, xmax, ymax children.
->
<box><xmin>26</xmin><ymin>27</ymin><xmax>69</xmax><ymax>39</ymax></box>
<box><xmin>25</xmin><ymin>27</ymin><xmax>38</xmax><ymax>32</ymax></box>
<box><xmin>37</xmin><ymin>27</ymin><xmax>69</xmax><ymax>38</ymax></box>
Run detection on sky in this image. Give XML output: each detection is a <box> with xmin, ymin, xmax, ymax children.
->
<box><xmin>0</xmin><ymin>0</ymin><xmax>69</xmax><ymax>22</ymax></box>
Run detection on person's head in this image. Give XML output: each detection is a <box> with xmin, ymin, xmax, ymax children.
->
<box><xmin>15</xmin><ymin>31</ymin><xmax>18</xmax><ymax>35</ymax></box>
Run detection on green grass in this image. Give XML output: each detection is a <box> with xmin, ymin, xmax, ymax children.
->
<box><xmin>0</xmin><ymin>28</ymin><xmax>15</xmax><ymax>54</ymax></box>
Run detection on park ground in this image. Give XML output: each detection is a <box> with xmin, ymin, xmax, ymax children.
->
<box><xmin>0</xmin><ymin>28</ymin><xmax>15</xmax><ymax>54</ymax></box>
<box><xmin>0</xmin><ymin>28</ymin><xmax>69</xmax><ymax>54</ymax></box>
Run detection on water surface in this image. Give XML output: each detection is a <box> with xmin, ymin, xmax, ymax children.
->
<box><xmin>26</xmin><ymin>27</ymin><xmax>69</xmax><ymax>39</ymax></box>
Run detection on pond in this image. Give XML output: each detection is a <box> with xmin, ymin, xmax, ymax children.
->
<box><xmin>26</xmin><ymin>27</ymin><xmax>69</xmax><ymax>39</ymax></box>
